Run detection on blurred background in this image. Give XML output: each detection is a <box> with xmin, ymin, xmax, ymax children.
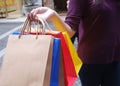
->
<box><xmin>0</xmin><ymin>0</ymin><xmax>67</xmax><ymax>18</ymax></box>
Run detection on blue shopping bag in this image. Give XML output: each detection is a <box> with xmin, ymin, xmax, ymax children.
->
<box><xmin>50</xmin><ymin>38</ymin><xmax>61</xmax><ymax>86</ymax></box>
<box><xmin>12</xmin><ymin>32</ymin><xmax>20</xmax><ymax>35</ymax></box>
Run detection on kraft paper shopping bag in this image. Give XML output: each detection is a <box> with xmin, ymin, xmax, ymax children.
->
<box><xmin>21</xmin><ymin>18</ymin><xmax>65</xmax><ymax>86</ymax></box>
<box><xmin>0</xmin><ymin>34</ymin><xmax>53</xmax><ymax>86</ymax></box>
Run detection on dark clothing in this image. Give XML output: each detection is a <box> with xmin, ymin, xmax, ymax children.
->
<box><xmin>71</xmin><ymin>32</ymin><xmax>78</xmax><ymax>43</ymax></box>
<box><xmin>65</xmin><ymin>0</ymin><xmax>120</xmax><ymax>85</ymax></box>
<box><xmin>79</xmin><ymin>61</ymin><xmax>120</xmax><ymax>86</ymax></box>
<box><xmin>65</xmin><ymin>0</ymin><xmax>120</xmax><ymax>64</ymax></box>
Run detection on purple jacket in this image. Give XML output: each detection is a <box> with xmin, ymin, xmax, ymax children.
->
<box><xmin>65</xmin><ymin>0</ymin><xmax>120</xmax><ymax>64</ymax></box>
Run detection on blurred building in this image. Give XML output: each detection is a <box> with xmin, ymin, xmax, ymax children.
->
<box><xmin>0</xmin><ymin>0</ymin><xmax>17</xmax><ymax>17</ymax></box>
<box><xmin>0</xmin><ymin>0</ymin><xmax>67</xmax><ymax>18</ymax></box>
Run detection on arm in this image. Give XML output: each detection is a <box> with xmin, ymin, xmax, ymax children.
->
<box><xmin>28</xmin><ymin>7</ymin><xmax>75</xmax><ymax>37</ymax></box>
<box><xmin>50</xmin><ymin>11</ymin><xmax>76</xmax><ymax>37</ymax></box>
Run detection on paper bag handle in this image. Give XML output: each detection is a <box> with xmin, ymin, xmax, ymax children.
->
<box><xmin>19</xmin><ymin>17</ymin><xmax>46</xmax><ymax>39</ymax></box>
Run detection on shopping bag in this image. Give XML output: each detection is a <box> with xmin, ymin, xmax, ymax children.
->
<box><xmin>50</xmin><ymin>16</ymin><xmax>82</xmax><ymax>74</ymax></box>
<box><xmin>50</xmin><ymin>38</ymin><xmax>60</xmax><ymax>86</ymax></box>
<box><xmin>13</xmin><ymin>19</ymin><xmax>65</xmax><ymax>86</ymax></box>
<box><xmin>28</xmin><ymin>31</ymin><xmax>76</xmax><ymax>86</ymax></box>
<box><xmin>44</xmin><ymin>19</ymin><xmax>82</xmax><ymax>85</ymax></box>
<box><xmin>12</xmin><ymin>32</ymin><xmax>64</xmax><ymax>86</ymax></box>
<box><xmin>24</xmin><ymin>18</ymin><xmax>79</xmax><ymax>86</ymax></box>
<box><xmin>0</xmin><ymin>19</ymin><xmax>54</xmax><ymax>86</ymax></box>
<box><xmin>35</xmin><ymin>31</ymin><xmax>74</xmax><ymax>86</ymax></box>
<box><xmin>63</xmin><ymin>32</ymin><xmax>82</xmax><ymax>74</ymax></box>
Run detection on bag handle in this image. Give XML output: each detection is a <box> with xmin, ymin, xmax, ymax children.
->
<box><xmin>19</xmin><ymin>17</ymin><xmax>46</xmax><ymax>39</ymax></box>
<box><xmin>37</xmin><ymin>17</ymin><xmax>60</xmax><ymax>34</ymax></box>
<box><xmin>40</xmin><ymin>17</ymin><xmax>52</xmax><ymax>31</ymax></box>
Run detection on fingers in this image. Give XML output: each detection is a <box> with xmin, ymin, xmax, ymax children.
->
<box><xmin>27</xmin><ymin>8</ymin><xmax>39</xmax><ymax>21</ymax></box>
<box><xmin>28</xmin><ymin>7</ymin><xmax>45</xmax><ymax>20</ymax></box>
<box><xmin>27</xmin><ymin>7</ymin><xmax>55</xmax><ymax>22</ymax></box>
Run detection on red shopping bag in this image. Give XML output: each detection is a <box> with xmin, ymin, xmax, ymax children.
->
<box><xmin>46</xmin><ymin>32</ymin><xmax>77</xmax><ymax>86</ymax></box>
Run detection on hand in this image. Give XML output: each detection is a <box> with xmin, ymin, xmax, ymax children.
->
<box><xmin>27</xmin><ymin>7</ymin><xmax>56</xmax><ymax>21</ymax></box>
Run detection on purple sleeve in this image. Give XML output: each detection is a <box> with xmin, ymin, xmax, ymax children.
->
<box><xmin>65</xmin><ymin>0</ymin><xmax>88</xmax><ymax>31</ymax></box>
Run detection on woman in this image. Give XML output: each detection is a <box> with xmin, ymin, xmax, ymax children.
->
<box><xmin>28</xmin><ymin>0</ymin><xmax>120</xmax><ymax>86</ymax></box>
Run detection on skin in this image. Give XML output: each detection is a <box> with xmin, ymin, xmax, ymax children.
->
<box><xmin>27</xmin><ymin>7</ymin><xmax>75</xmax><ymax>37</ymax></box>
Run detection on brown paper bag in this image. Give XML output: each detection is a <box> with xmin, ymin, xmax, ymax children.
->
<box><xmin>59</xmin><ymin>47</ymin><xmax>65</xmax><ymax>86</ymax></box>
<box><xmin>0</xmin><ymin>34</ymin><xmax>53</xmax><ymax>86</ymax></box>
